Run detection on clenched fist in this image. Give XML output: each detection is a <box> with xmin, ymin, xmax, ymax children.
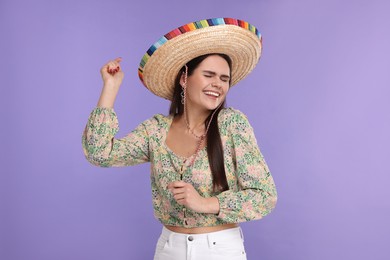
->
<box><xmin>100</xmin><ymin>57</ymin><xmax>124</xmax><ymax>89</ymax></box>
<box><xmin>167</xmin><ymin>181</ymin><xmax>220</xmax><ymax>214</ymax></box>
<box><xmin>97</xmin><ymin>57</ymin><xmax>124</xmax><ymax>108</ymax></box>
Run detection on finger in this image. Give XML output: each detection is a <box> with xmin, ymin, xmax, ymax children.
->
<box><xmin>174</xmin><ymin>193</ymin><xmax>186</xmax><ymax>200</ymax></box>
<box><xmin>107</xmin><ymin>59</ymin><xmax>121</xmax><ymax>70</ymax></box>
<box><xmin>171</xmin><ymin>187</ymin><xmax>185</xmax><ymax>195</ymax></box>
<box><xmin>108</xmin><ymin>67</ymin><xmax>118</xmax><ymax>74</ymax></box>
<box><xmin>175</xmin><ymin>196</ymin><xmax>189</xmax><ymax>205</ymax></box>
<box><xmin>106</xmin><ymin>64</ymin><xmax>120</xmax><ymax>75</ymax></box>
<box><xmin>109</xmin><ymin>62</ymin><xmax>120</xmax><ymax>70</ymax></box>
<box><xmin>107</xmin><ymin>66</ymin><xmax>116</xmax><ymax>75</ymax></box>
<box><xmin>111</xmin><ymin>58</ymin><xmax>122</xmax><ymax>67</ymax></box>
<box><xmin>168</xmin><ymin>181</ymin><xmax>186</xmax><ymax>189</ymax></box>
<box><xmin>103</xmin><ymin>57</ymin><xmax>121</xmax><ymax>68</ymax></box>
<box><xmin>107</xmin><ymin>61</ymin><xmax>116</xmax><ymax>70</ymax></box>
<box><xmin>111</xmin><ymin>66</ymin><xmax>120</xmax><ymax>74</ymax></box>
<box><xmin>176</xmin><ymin>198</ymin><xmax>185</xmax><ymax>205</ymax></box>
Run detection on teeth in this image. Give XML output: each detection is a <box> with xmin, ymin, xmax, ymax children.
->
<box><xmin>204</xmin><ymin>91</ymin><xmax>220</xmax><ymax>97</ymax></box>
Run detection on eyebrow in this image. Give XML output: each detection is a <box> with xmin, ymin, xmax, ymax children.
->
<box><xmin>202</xmin><ymin>70</ymin><xmax>231</xmax><ymax>79</ymax></box>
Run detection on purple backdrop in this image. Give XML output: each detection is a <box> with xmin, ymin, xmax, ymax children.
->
<box><xmin>1</xmin><ymin>0</ymin><xmax>389</xmax><ymax>259</ymax></box>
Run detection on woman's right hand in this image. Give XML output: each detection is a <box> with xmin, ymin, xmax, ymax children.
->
<box><xmin>100</xmin><ymin>57</ymin><xmax>124</xmax><ymax>89</ymax></box>
<box><xmin>97</xmin><ymin>57</ymin><xmax>124</xmax><ymax>108</ymax></box>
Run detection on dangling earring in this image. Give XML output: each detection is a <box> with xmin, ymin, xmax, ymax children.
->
<box><xmin>181</xmin><ymin>65</ymin><xmax>188</xmax><ymax>105</ymax></box>
<box><xmin>181</xmin><ymin>87</ymin><xmax>185</xmax><ymax>105</ymax></box>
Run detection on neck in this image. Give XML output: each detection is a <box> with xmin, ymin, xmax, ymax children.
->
<box><xmin>182</xmin><ymin>100</ymin><xmax>223</xmax><ymax>140</ymax></box>
<box><xmin>185</xmin><ymin>107</ymin><xmax>209</xmax><ymax>130</ymax></box>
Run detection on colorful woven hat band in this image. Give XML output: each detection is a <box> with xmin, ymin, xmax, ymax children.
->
<box><xmin>138</xmin><ymin>18</ymin><xmax>262</xmax><ymax>100</ymax></box>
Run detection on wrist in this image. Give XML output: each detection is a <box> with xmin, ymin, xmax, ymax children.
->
<box><xmin>202</xmin><ymin>197</ymin><xmax>220</xmax><ymax>214</ymax></box>
<box><xmin>97</xmin><ymin>87</ymin><xmax>118</xmax><ymax>108</ymax></box>
<box><xmin>103</xmin><ymin>82</ymin><xmax>120</xmax><ymax>89</ymax></box>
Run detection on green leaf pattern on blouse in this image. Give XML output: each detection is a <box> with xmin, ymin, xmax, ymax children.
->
<box><xmin>82</xmin><ymin>107</ymin><xmax>277</xmax><ymax>227</ymax></box>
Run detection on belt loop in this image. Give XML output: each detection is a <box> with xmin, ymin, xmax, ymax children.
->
<box><xmin>207</xmin><ymin>233</ymin><xmax>216</xmax><ymax>248</ymax></box>
<box><xmin>239</xmin><ymin>227</ymin><xmax>245</xmax><ymax>242</ymax></box>
<box><xmin>167</xmin><ymin>230</ymin><xmax>173</xmax><ymax>248</ymax></box>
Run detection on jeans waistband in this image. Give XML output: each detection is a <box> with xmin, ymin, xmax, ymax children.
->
<box><xmin>161</xmin><ymin>226</ymin><xmax>244</xmax><ymax>247</ymax></box>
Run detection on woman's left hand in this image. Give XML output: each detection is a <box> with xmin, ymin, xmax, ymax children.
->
<box><xmin>167</xmin><ymin>181</ymin><xmax>219</xmax><ymax>214</ymax></box>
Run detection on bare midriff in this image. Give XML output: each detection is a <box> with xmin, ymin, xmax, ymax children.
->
<box><xmin>164</xmin><ymin>223</ymin><xmax>238</xmax><ymax>234</ymax></box>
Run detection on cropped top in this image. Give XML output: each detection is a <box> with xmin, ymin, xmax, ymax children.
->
<box><xmin>82</xmin><ymin>107</ymin><xmax>277</xmax><ymax>228</ymax></box>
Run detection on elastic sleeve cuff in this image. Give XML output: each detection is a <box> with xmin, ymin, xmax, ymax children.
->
<box><xmin>88</xmin><ymin>107</ymin><xmax>119</xmax><ymax>136</ymax></box>
<box><xmin>215</xmin><ymin>193</ymin><xmax>233</xmax><ymax>221</ymax></box>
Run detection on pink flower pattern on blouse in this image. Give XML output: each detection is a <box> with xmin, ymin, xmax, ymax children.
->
<box><xmin>82</xmin><ymin>107</ymin><xmax>277</xmax><ymax>228</ymax></box>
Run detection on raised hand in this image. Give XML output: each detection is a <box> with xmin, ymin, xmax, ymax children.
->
<box><xmin>97</xmin><ymin>57</ymin><xmax>124</xmax><ymax>108</ymax></box>
<box><xmin>100</xmin><ymin>57</ymin><xmax>124</xmax><ymax>88</ymax></box>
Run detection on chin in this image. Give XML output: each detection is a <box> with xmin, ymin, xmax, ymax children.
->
<box><xmin>197</xmin><ymin>97</ymin><xmax>224</xmax><ymax>111</ymax></box>
<box><xmin>205</xmin><ymin>102</ymin><xmax>223</xmax><ymax>111</ymax></box>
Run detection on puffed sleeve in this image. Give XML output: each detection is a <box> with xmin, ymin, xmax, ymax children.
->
<box><xmin>216</xmin><ymin>109</ymin><xmax>277</xmax><ymax>223</ymax></box>
<box><xmin>82</xmin><ymin>107</ymin><xmax>150</xmax><ymax>167</ymax></box>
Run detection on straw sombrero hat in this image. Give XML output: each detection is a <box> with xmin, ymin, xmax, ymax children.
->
<box><xmin>138</xmin><ymin>17</ymin><xmax>262</xmax><ymax>100</ymax></box>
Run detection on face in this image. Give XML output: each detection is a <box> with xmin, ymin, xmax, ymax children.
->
<box><xmin>181</xmin><ymin>55</ymin><xmax>231</xmax><ymax>112</ymax></box>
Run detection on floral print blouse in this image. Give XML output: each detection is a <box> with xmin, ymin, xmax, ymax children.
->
<box><xmin>82</xmin><ymin>107</ymin><xmax>277</xmax><ymax>228</ymax></box>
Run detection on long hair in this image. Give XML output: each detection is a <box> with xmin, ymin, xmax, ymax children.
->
<box><xmin>169</xmin><ymin>53</ymin><xmax>232</xmax><ymax>193</ymax></box>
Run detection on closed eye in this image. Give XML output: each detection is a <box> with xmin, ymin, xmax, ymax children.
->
<box><xmin>221</xmin><ymin>76</ymin><xmax>230</xmax><ymax>82</ymax></box>
<box><xmin>202</xmin><ymin>70</ymin><xmax>230</xmax><ymax>83</ymax></box>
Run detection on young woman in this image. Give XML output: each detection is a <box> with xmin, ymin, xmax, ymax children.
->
<box><xmin>82</xmin><ymin>18</ymin><xmax>277</xmax><ymax>260</ymax></box>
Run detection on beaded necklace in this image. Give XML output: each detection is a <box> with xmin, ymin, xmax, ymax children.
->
<box><xmin>181</xmin><ymin>65</ymin><xmax>222</xmax><ymax>169</ymax></box>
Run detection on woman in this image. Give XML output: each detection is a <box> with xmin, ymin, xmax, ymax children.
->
<box><xmin>83</xmin><ymin>18</ymin><xmax>277</xmax><ymax>260</ymax></box>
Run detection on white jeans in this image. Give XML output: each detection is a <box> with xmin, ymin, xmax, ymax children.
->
<box><xmin>154</xmin><ymin>226</ymin><xmax>247</xmax><ymax>260</ymax></box>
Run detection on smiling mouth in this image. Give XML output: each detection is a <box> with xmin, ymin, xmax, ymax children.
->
<box><xmin>204</xmin><ymin>91</ymin><xmax>220</xmax><ymax>97</ymax></box>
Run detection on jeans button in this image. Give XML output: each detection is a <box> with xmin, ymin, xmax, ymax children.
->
<box><xmin>188</xmin><ymin>236</ymin><xmax>194</xmax><ymax>241</ymax></box>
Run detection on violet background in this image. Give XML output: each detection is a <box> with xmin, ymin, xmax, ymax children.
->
<box><xmin>1</xmin><ymin>0</ymin><xmax>389</xmax><ymax>259</ymax></box>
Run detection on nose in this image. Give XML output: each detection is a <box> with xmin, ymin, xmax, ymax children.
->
<box><xmin>211</xmin><ymin>83</ymin><xmax>222</xmax><ymax>89</ymax></box>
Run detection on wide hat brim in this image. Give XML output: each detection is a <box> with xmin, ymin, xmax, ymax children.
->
<box><xmin>138</xmin><ymin>18</ymin><xmax>262</xmax><ymax>100</ymax></box>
